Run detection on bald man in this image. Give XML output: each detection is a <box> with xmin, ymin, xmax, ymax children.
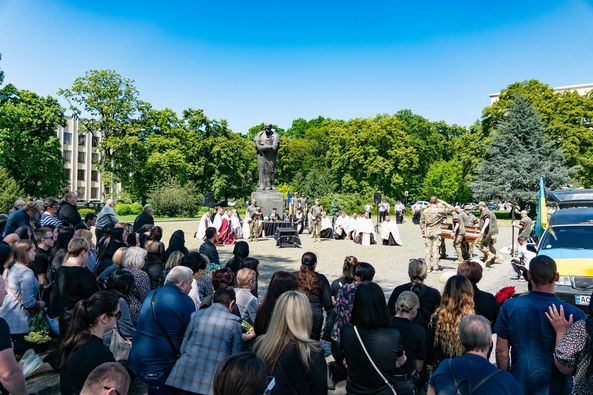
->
<box><xmin>95</xmin><ymin>199</ymin><xmax>119</xmax><ymax>242</ymax></box>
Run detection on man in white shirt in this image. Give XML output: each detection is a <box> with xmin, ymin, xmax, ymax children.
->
<box><xmin>380</xmin><ymin>215</ymin><xmax>403</xmax><ymax>246</ymax></box>
<box><xmin>355</xmin><ymin>211</ymin><xmax>376</xmax><ymax>245</ymax></box>
<box><xmin>334</xmin><ymin>211</ymin><xmax>349</xmax><ymax>239</ymax></box>
<box><xmin>511</xmin><ymin>236</ymin><xmax>536</xmax><ymax>281</ymax></box>
<box><xmin>212</xmin><ymin>207</ymin><xmax>224</xmax><ymax>231</ymax></box>
<box><xmin>347</xmin><ymin>212</ymin><xmax>358</xmax><ymax>240</ymax></box>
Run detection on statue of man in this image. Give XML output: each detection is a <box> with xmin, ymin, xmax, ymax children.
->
<box><xmin>254</xmin><ymin>124</ymin><xmax>281</xmax><ymax>190</ymax></box>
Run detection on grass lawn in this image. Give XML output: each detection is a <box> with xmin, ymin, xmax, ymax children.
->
<box><xmin>117</xmin><ymin>215</ymin><xmax>198</xmax><ymax>223</ymax></box>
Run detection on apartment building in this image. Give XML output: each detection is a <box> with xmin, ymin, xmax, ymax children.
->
<box><xmin>56</xmin><ymin>117</ymin><xmax>111</xmax><ymax>200</ymax></box>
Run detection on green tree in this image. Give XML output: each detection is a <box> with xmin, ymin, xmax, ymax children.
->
<box><xmin>0</xmin><ymin>84</ymin><xmax>67</xmax><ymax>197</ymax></box>
<box><xmin>471</xmin><ymin>95</ymin><xmax>573</xmax><ymax>208</ymax></box>
<box><xmin>0</xmin><ymin>166</ymin><xmax>24</xmax><ymax>213</ymax></box>
<box><xmin>245</xmin><ymin>122</ymin><xmax>285</xmax><ymax>139</ymax></box>
<box><xmin>0</xmin><ymin>53</ymin><xmax>4</xmax><ymax>86</ymax></box>
<box><xmin>422</xmin><ymin>160</ymin><xmax>472</xmax><ymax>203</ymax></box>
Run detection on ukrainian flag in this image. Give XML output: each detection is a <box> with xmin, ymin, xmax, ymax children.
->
<box><xmin>534</xmin><ymin>176</ymin><xmax>548</xmax><ymax>239</ymax></box>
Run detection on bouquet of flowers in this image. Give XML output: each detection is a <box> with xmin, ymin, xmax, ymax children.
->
<box><xmin>24</xmin><ymin>311</ymin><xmax>51</xmax><ymax>344</ymax></box>
<box><xmin>495</xmin><ymin>286</ymin><xmax>516</xmax><ymax>307</ymax></box>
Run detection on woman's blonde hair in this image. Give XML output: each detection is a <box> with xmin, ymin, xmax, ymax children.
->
<box><xmin>253</xmin><ymin>291</ymin><xmax>319</xmax><ymax>371</ymax></box>
<box><xmin>122</xmin><ymin>246</ymin><xmax>147</xmax><ymax>269</ymax></box>
<box><xmin>236</xmin><ymin>268</ymin><xmax>256</xmax><ymax>289</ymax></box>
<box><xmin>112</xmin><ymin>247</ymin><xmax>128</xmax><ymax>266</ymax></box>
<box><xmin>6</xmin><ymin>240</ymin><xmax>35</xmax><ymax>269</ymax></box>
<box><xmin>431</xmin><ymin>275</ymin><xmax>475</xmax><ymax>358</ymax></box>
<box><xmin>74</xmin><ymin>229</ymin><xmax>93</xmax><ymax>245</ymax></box>
<box><xmin>164</xmin><ymin>251</ymin><xmax>184</xmax><ymax>271</ymax></box>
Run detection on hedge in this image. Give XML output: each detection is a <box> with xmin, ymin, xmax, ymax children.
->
<box><xmin>115</xmin><ymin>203</ymin><xmax>143</xmax><ymax>216</ymax></box>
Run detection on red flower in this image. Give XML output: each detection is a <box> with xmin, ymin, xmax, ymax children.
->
<box><xmin>495</xmin><ymin>286</ymin><xmax>516</xmax><ymax>306</ymax></box>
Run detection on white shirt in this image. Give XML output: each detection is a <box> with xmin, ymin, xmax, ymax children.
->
<box><xmin>518</xmin><ymin>244</ymin><xmax>536</xmax><ymax>270</ymax></box>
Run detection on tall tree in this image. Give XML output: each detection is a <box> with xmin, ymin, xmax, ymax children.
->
<box><xmin>0</xmin><ymin>84</ymin><xmax>67</xmax><ymax>197</ymax></box>
<box><xmin>0</xmin><ymin>53</ymin><xmax>4</xmax><ymax>86</ymax></box>
<box><xmin>471</xmin><ymin>95</ymin><xmax>573</xmax><ymax>208</ymax></box>
<box><xmin>423</xmin><ymin>160</ymin><xmax>472</xmax><ymax>203</ymax></box>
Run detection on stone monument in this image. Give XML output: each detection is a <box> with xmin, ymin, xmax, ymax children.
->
<box><xmin>251</xmin><ymin>124</ymin><xmax>284</xmax><ymax>219</ymax></box>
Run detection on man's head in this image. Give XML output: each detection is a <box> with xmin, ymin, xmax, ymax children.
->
<box><xmin>341</xmin><ymin>211</ymin><xmax>346</xmax><ymax>217</ymax></box>
<box><xmin>271</xmin><ymin>208</ymin><xmax>277</xmax><ymax>213</ymax></box>
<box><xmin>85</xmin><ymin>212</ymin><xmax>97</xmax><ymax>227</ymax></box>
<box><xmin>144</xmin><ymin>206</ymin><xmax>154</xmax><ymax>217</ymax></box>
<box><xmin>165</xmin><ymin>266</ymin><xmax>193</xmax><ymax>294</ymax></box>
<box><xmin>213</xmin><ymin>287</ymin><xmax>236</xmax><ymax>310</ymax></box>
<box><xmin>464</xmin><ymin>205</ymin><xmax>472</xmax><ymax>213</ymax></box>
<box><xmin>3</xmin><ymin>233</ymin><xmax>20</xmax><ymax>246</ymax></box>
<box><xmin>205</xmin><ymin>226</ymin><xmax>217</xmax><ymax>241</ymax></box>
<box><xmin>478</xmin><ymin>201</ymin><xmax>486</xmax><ymax>211</ymax></box>
<box><xmin>385</xmin><ymin>215</ymin><xmax>391</xmax><ymax>222</ymax></box>
<box><xmin>528</xmin><ymin>255</ymin><xmax>559</xmax><ymax>287</ymax></box>
<box><xmin>13</xmin><ymin>199</ymin><xmax>25</xmax><ymax>210</ymax></box>
<box><xmin>521</xmin><ymin>210</ymin><xmax>528</xmax><ymax>218</ymax></box>
<box><xmin>80</xmin><ymin>362</ymin><xmax>131</xmax><ymax>395</ymax></box>
<box><xmin>429</xmin><ymin>196</ymin><xmax>438</xmax><ymax>205</ymax></box>
<box><xmin>263</xmin><ymin>123</ymin><xmax>272</xmax><ymax>130</ymax></box>
<box><xmin>457</xmin><ymin>260</ymin><xmax>483</xmax><ymax>285</ymax></box>
<box><xmin>315</xmin><ymin>198</ymin><xmax>320</xmax><ymax>205</ymax></box>
<box><xmin>455</xmin><ymin>205</ymin><xmax>462</xmax><ymax>213</ymax></box>
<box><xmin>106</xmin><ymin>199</ymin><xmax>115</xmax><ymax>208</ymax></box>
<box><xmin>217</xmin><ymin>207</ymin><xmax>224</xmax><ymax>215</ymax></box>
<box><xmin>352</xmin><ymin>212</ymin><xmax>358</xmax><ymax>218</ymax></box>
<box><xmin>517</xmin><ymin>235</ymin><xmax>527</xmax><ymax>245</ymax></box>
<box><xmin>24</xmin><ymin>201</ymin><xmax>40</xmax><ymax>217</ymax></box>
<box><xmin>459</xmin><ymin>315</ymin><xmax>492</xmax><ymax>354</ymax></box>
<box><xmin>34</xmin><ymin>227</ymin><xmax>54</xmax><ymax>249</ymax></box>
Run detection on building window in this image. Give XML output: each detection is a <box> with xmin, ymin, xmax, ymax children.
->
<box><xmin>64</xmin><ymin>132</ymin><xmax>72</xmax><ymax>144</ymax></box>
<box><xmin>63</xmin><ymin>150</ymin><xmax>72</xmax><ymax>162</ymax></box>
<box><xmin>77</xmin><ymin>187</ymin><xmax>85</xmax><ymax>197</ymax></box>
<box><xmin>78</xmin><ymin>151</ymin><xmax>86</xmax><ymax>163</ymax></box>
<box><xmin>91</xmin><ymin>170</ymin><xmax>98</xmax><ymax>181</ymax></box>
<box><xmin>77</xmin><ymin>169</ymin><xmax>85</xmax><ymax>181</ymax></box>
<box><xmin>78</xmin><ymin>134</ymin><xmax>86</xmax><ymax>146</ymax></box>
<box><xmin>92</xmin><ymin>153</ymin><xmax>100</xmax><ymax>163</ymax></box>
<box><xmin>91</xmin><ymin>187</ymin><xmax>99</xmax><ymax>199</ymax></box>
<box><xmin>64</xmin><ymin>168</ymin><xmax>70</xmax><ymax>179</ymax></box>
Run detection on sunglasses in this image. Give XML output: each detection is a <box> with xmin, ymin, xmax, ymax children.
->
<box><xmin>264</xmin><ymin>376</ymin><xmax>275</xmax><ymax>394</ymax></box>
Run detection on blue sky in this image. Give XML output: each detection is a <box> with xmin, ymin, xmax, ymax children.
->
<box><xmin>1</xmin><ymin>0</ymin><xmax>592</xmax><ymax>133</ymax></box>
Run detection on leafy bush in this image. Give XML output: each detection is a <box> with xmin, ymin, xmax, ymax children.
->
<box><xmin>148</xmin><ymin>180</ymin><xmax>201</xmax><ymax>217</ymax></box>
<box><xmin>115</xmin><ymin>203</ymin><xmax>143</xmax><ymax>216</ymax></box>
<box><xmin>0</xmin><ymin>167</ymin><xmax>24</xmax><ymax>213</ymax></box>
<box><xmin>78</xmin><ymin>208</ymin><xmax>96</xmax><ymax>217</ymax></box>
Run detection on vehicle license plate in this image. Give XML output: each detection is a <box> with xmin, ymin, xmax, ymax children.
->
<box><xmin>575</xmin><ymin>295</ymin><xmax>591</xmax><ymax>306</ymax></box>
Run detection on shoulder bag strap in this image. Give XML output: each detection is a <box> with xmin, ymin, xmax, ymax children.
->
<box><xmin>150</xmin><ymin>290</ymin><xmax>181</xmax><ymax>358</ymax></box>
<box><xmin>448</xmin><ymin>358</ymin><xmax>501</xmax><ymax>395</ymax></box>
<box><xmin>353</xmin><ymin>325</ymin><xmax>397</xmax><ymax>395</ymax></box>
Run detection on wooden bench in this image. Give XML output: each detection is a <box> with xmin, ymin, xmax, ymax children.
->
<box><xmin>440</xmin><ymin>223</ymin><xmax>481</xmax><ymax>242</ymax></box>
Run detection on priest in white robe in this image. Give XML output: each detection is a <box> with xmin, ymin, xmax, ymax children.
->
<box><xmin>230</xmin><ymin>209</ymin><xmax>243</xmax><ymax>239</ymax></box>
<box><xmin>355</xmin><ymin>212</ymin><xmax>377</xmax><ymax>245</ymax></box>
<box><xmin>196</xmin><ymin>209</ymin><xmax>213</xmax><ymax>240</ymax></box>
<box><xmin>320</xmin><ymin>211</ymin><xmax>334</xmax><ymax>239</ymax></box>
<box><xmin>334</xmin><ymin>211</ymin><xmax>350</xmax><ymax>239</ymax></box>
<box><xmin>380</xmin><ymin>215</ymin><xmax>403</xmax><ymax>246</ymax></box>
<box><xmin>212</xmin><ymin>207</ymin><xmax>224</xmax><ymax>231</ymax></box>
<box><xmin>346</xmin><ymin>212</ymin><xmax>358</xmax><ymax>240</ymax></box>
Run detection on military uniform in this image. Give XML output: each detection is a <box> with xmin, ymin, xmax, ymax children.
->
<box><xmin>247</xmin><ymin>204</ymin><xmax>260</xmax><ymax>242</ymax></box>
<box><xmin>420</xmin><ymin>201</ymin><xmax>454</xmax><ymax>271</ymax></box>
<box><xmin>518</xmin><ymin>216</ymin><xmax>533</xmax><ymax>239</ymax></box>
<box><xmin>452</xmin><ymin>212</ymin><xmax>467</xmax><ymax>264</ymax></box>
<box><xmin>462</xmin><ymin>210</ymin><xmax>478</xmax><ymax>257</ymax></box>
<box><xmin>476</xmin><ymin>208</ymin><xmax>498</xmax><ymax>267</ymax></box>
<box><xmin>310</xmin><ymin>203</ymin><xmax>322</xmax><ymax>241</ymax></box>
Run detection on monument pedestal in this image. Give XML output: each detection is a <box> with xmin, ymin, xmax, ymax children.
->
<box><xmin>252</xmin><ymin>190</ymin><xmax>284</xmax><ymax>219</ymax></box>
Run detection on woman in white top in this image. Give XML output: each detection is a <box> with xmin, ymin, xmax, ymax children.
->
<box><xmin>234</xmin><ymin>268</ymin><xmax>258</xmax><ymax>324</ymax></box>
<box><xmin>0</xmin><ymin>240</ymin><xmax>44</xmax><ymax>353</ymax></box>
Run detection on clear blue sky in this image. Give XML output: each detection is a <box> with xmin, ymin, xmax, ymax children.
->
<box><xmin>1</xmin><ymin>0</ymin><xmax>592</xmax><ymax>133</ymax></box>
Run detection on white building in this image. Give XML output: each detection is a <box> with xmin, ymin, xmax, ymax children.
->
<box><xmin>56</xmin><ymin>117</ymin><xmax>113</xmax><ymax>200</ymax></box>
<box><xmin>489</xmin><ymin>83</ymin><xmax>593</xmax><ymax>104</ymax></box>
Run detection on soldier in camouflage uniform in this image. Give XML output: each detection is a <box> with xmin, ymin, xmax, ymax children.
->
<box><xmin>420</xmin><ymin>196</ymin><xmax>454</xmax><ymax>272</ymax></box>
<box><xmin>310</xmin><ymin>198</ymin><xmax>322</xmax><ymax>242</ymax></box>
<box><xmin>452</xmin><ymin>206</ymin><xmax>467</xmax><ymax>264</ymax></box>
<box><xmin>247</xmin><ymin>200</ymin><xmax>261</xmax><ymax>242</ymax></box>
<box><xmin>462</xmin><ymin>205</ymin><xmax>478</xmax><ymax>258</ymax></box>
<box><xmin>476</xmin><ymin>201</ymin><xmax>498</xmax><ymax>267</ymax></box>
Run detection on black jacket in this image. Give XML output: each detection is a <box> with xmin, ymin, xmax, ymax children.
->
<box><xmin>57</xmin><ymin>201</ymin><xmax>82</xmax><ymax>227</ymax></box>
<box><xmin>133</xmin><ymin>212</ymin><xmax>154</xmax><ymax>233</ymax></box>
<box><xmin>199</xmin><ymin>240</ymin><xmax>219</xmax><ymax>265</ymax></box>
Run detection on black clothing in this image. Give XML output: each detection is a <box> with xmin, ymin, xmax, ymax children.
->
<box><xmin>225</xmin><ymin>241</ymin><xmax>250</xmax><ymax>275</ymax></box>
<box><xmin>199</xmin><ymin>240</ymin><xmax>219</xmax><ymax>265</ymax></box>
<box><xmin>57</xmin><ymin>201</ymin><xmax>82</xmax><ymax>227</ymax></box>
<box><xmin>331</xmin><ymin>276</ymin><xmax>354</xmax><ymax>298</ymax></box>
<box><xmin>49</xmin><ymin>266</ymin><xmax>99</xmax><ymax>335</ymax></box>
<box><xmin>145</xmin><ymin>243</ymin><xmax>166</xmax><ymax>289</ymax></box>
<box><xmin>139</xmin><ymin>233</ymin><xmax>151</xmax><ymax>248</ymax></box>
<box><xmin>0</xmin><ymin>241</ymin><xmax>12</xmax><ymax>275</ymax></box>
<box><xmin>295</xmin><ymin>271</ymin><xmax>333</xmax><ymax>340</ymax></box>
<box><xmin>98</xmin><ymin>228</ymin><xmax>126</xmax><ymax>263</ymax></box>
<box><xmin>60</xmin><ymin>335</ymin><xmax>115</xmax><ymax>395</ymax></box>
<box><xmin>320</xmin><ymin>228</ymin><xmax>333</xmax><ymax>238</ymax></box>
<box><xmin>74</xmin><ymin>222</ymin><xmax>89</xmax><ymax>230</ymax></box>
<box><xmin>426</xmin><ymin>315</ymin><xmax>453</xmax><ymax>367</ymax></box>
<box><xmin>341</xmin><ymin>325</ymin><xmax>401</xmax><ymax>395</ymax></box>
<box><xmin>473</xmin><ymin>285</ymin><xmax>500</xmax><ymax>331</ymax></box>
<box><xmin>133</xmin><ymin>212</ymin><xmax>154</xmax><ymax>233</ymax></box>
<box><xmin>0</xmin><ymin>318</ymin><xmax>11</xmax><ymax>395</ymax></box>
<box><xmin>271</xmin><ymin>342</ymin><xmax>327</xmax><ymax>395</ymax></box>
<box><xmin>387</xmin><ymin>283</ymin><xmax>441</xmax><ymax>329</ymax></box>
<box><xmin>31</xmin><ymin>247</ymin><xmax>50</xmax><ymax>279</ymax></box>
<box><xmin>165</xmin><ymin>230</ymin><xmax>189</xmax><ymax>260</ymax></box>
<box><xmin>389</xmin><ymin>316</ymin><xmax>426</xmax><ymax>374</ymax></box>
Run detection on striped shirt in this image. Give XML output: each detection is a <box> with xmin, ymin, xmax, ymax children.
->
<box><xmin>40</xmin><ymin>212</ymin><xmax>63</xmax><ymax>228</ymax></box>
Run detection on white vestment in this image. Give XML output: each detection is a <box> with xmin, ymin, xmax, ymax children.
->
<box><xmin>196</xmin><ymin>213</ymin><xmax>212</xmax><ymax>240</ymax></box>
<box><xmin>213</xmin><ymin>213</ymin><xmax>223</xmax><ymax>231</ymax></box>
<box><xmin>321</xmin><ymin>217</ymin><xmax>333</xmax><ymax>231</ymax></box>
<box><xmin>347</xmin><ymin>217</ymin><xmax>359</xmax><ymax>238</ymax></box>
<box><xmin>242</xmin><ymin>212</ymin><xmax>251</xmax><ymax>239</ymax></box>
<box><xmin>231</xmin><ymin>214</ymin><xmax>242</xmax><ymax>239</ymax></box>
<box><xmin>380</xmin><ymin>220</ymin><xmax>403</xmax><ymax>245</ymax></box>
<box><xmin>334</xmin><ymin>215</ymin><xmax>350</xmax><ymax>236</ymax></box>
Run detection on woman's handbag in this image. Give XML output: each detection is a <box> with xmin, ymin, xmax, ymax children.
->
<box><xmin>109</xmin><ymin>327</ymin><xmax>132</xmax><ymax>361</ymax></box>
<box><xmin>353</xmin><ymin>325</ymin><xmax>397</xmax><ymax>395</ymax></box>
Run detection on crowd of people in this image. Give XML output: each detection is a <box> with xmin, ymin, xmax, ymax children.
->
<box><xmin>0</xmin><ymin>191</ymin><xmax>592</xmax><ymax>395</ymax></box>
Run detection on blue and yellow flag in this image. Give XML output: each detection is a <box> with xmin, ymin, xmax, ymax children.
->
<box><xmin>286</xmin><ymin>192</ymin><xmax>292</xmax><ymax>214</ymax></box>
<box><xmin>534</xmin><ymin>176</ymin><xmax>548</xmax><ymax>239</ymax></box>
